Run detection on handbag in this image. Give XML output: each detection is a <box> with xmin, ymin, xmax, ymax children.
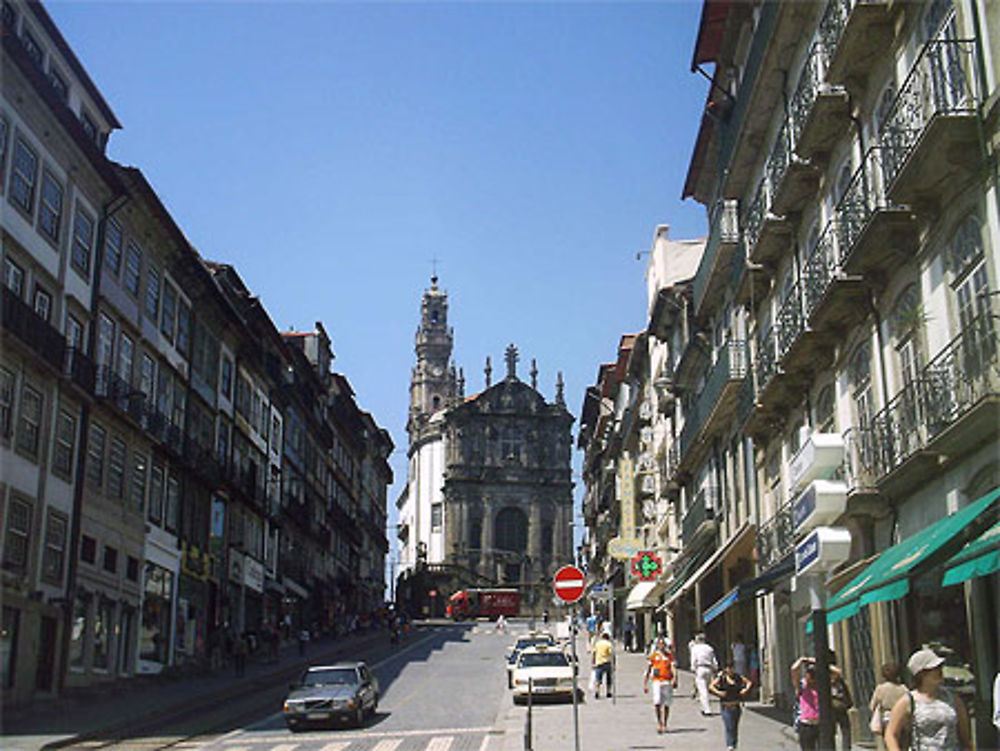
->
<box><xmin>869</xmin><ymin>707</ymin><xmax>882</xmax><ymax>734</ymax></box>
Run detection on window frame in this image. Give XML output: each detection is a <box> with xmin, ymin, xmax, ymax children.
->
<box><xmin>70</xmin><ymin>205</ymin><xmax>95</xmax><ymax>279</ymax></box>
<box><xmin>107</xmin><ymin>435</ymin><xmax>127</xmax><ymax>500</ymax></box>
<box><xmin>15</xmin><ymin>381</ymin><xmax>43</xmax><ymax>458</ymax></box>
<box><xmin>144</xmin><ymin>265</ymin><xmax>160</xmax><ymax>322</ymax></box>
<box><xmin>38</xmin><ymin>168</ymin><xmax>63</xmax><ymax>244</ymax></box>
<box><xmin>123</xmin><ymin>240</ymin><xmax>142</xmax><ymax>297</ymax></box>
<box><xmin>40</xmin><ymin>510</ymin><xmax>68</xmax><ymax>585</ymax></box>
<box><xmin>2</xmin><ymin>256</ymin><xmax>24</xmax><ymax>297</ymax></box>
<box><xmin>103</xmin><ymin>218</ymin><xmax>123</xmax><ymax>277</ymax></box>
<box><xmin>0</xmin><ymin>366</ymin><xmax>14</xmax><ymax>439</ymax></box>
<box><xmin>52</xmin><ymin>407</ymin><xmax>77</xmax><ymax>477</ymax></box>
<box><xmin>86</xmin><ymin>421</ymin><xmax>107</xmax><ymax>491</ymax></box>
<box><xmin>2</xmin><ymin>495</ymin><xmax>32</xmax><ymax>573</ymax></box>
<box><xmin>8</xmin><ymin>135</ymin><xmax>38</xmax><ymax>216</ymax></box>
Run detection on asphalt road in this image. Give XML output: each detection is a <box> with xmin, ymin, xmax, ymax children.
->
<box><xmin>73</xmin><ymin>622</ymin><xmax>514</xmax><ymax>751</ymax></box>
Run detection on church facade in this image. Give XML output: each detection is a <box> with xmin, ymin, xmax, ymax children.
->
<box><xmin>395</xmin><ymin>277</ymin><xmax>574</xmax><ymax>616</ymax></box>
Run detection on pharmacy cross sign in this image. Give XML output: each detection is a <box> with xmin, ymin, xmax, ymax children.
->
<box><xmin>631</xmin><ymin>551</ymin><xmax>662</xmax><ymax>582</ymax></box>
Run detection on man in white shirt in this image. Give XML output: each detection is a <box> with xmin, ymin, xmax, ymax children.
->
<box><xmin>689</xmin><ymin>632</ymin><xmax>718</xmax><ymax>715</ymax></box>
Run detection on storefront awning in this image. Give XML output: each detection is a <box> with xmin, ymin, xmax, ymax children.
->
<box><xmin>942</xmin><ymin>520</ymin><xmax>1000</xmax><ymax>587</ymax></box>
<box><xmin>702</xmin><ymin>554</ymin><xmax>795</xmax><ymax>625</ymax></box>
<box><xmin>825</xmin><ymin>486</ymin><xmax>1000</xmax><ymax>626</ymax></box>
<box><xmin>658</xmin><ymin>522</ymin><xmax>754</xmax><ymax>612</ymax></box>
<box><xmin>626</xmin><ymin>580</ymin><xmax>665</xmax><ymax>611</ymax></box>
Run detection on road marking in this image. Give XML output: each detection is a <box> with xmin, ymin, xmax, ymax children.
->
<box><xmin>425</xmin><ymin>737</ymin><xmax>453</xmax><ymax>751</ymax></box>
<box><xmin>270</xmin><ymin>745</ymin><xmax>299</xmax><ymax>751</ymax></box>
<box><xmin>371</xmin><ymin>740</ymin><xmax>403</xmax><ymax>751</ymax></box>
<box><xmin>478</xmin><ymin>734</ymin><xmax>491</xmax><ymax>751</ymax></box>
<box><xmin>220</xmin><ymin>727</ymin><xmax>492</xmax><ymax>744</ymax></box>
<box><xmin>318</xmin><ymin>743</ymin><xmax>351</xmax><ymax>751</ymax></box>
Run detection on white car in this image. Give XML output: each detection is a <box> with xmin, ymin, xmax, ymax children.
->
<box><xmin>505</xmin><ymin>632</ymin><xmax>556</xmax><ymax>688</ymax></box>
<box><xmin>511</xmin><ymin>645</ymin><xmax>578</xmax><ymax>704</ymax></box>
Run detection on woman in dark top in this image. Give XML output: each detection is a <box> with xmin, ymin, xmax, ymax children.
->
<box><xmin>710</xmin><ymin>660</ymin><xmax>752</xmax><ymax>751</ymax></box>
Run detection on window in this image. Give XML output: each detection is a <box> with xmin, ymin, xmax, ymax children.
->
<box><xmin>69</xmin><ymin>595</ymin><xmax>87</xmax><ymax>669</ymax></box>
<box><xmin>176</xmin><ymin>299</ymin><xmax>191</xmax><ymax>355</ymax></box>
<box><xmin>71</xmin><ymin>206</ymin><xmax>94</xmax><ymax>278</ymax></box>
<box><xmin>95</xmin><ymin>313</ymin><xmax>114</xmax><ymax>392</ymax></box>
<box><xmin>107</xmin><ymin>436</ymin><xmax>126</xmax><ymax>499</ymax></box>
<box><xmin>80</xmin><ymin>112</ymin><xmax>97</xmax><ymax>144</ymax></box>
<box><xmin>431</xmin><ymin>502</ymin><xmax>442</xmax><ymax>531</ymax></box>
<box><xmin>2</xmin><ymin>256</ymin><xmax>24</xmax><ymax>297</ymax></box>
<box><xmin>129</xmin><ymin>452</ymin><xmax>146</xmax><ymax>514</ymax></box>
<box><xmin>216</xmin><ymin>418</ymin><xmax>230</xmax><ymax>464</ymax></box>
<box><xmin>118</xmin><ymin>333</ymin><xmax>134</xmax><ymax>384</ymax></box>
<box><xmin>3</xmin><ymin>497</ymin><xmax>31</xmax><ymax>571</ymax></box>
<box><xmin>16</xmin><ymin>383</ymin><xmax>42</xmax><ymax>457</ymax></box>
<box><xmin>92</xmin><ymin>599</ymin><xmax>113</xmax><ymax>671</ymax></box>
<box><xmin>148</xmin><ymin>465</ymin><xmax>164</xmax><ymax>524</ymax></box>
<box><xmin>165</xmin><ymin>476</ymin><xmax>179</xmax><ymax>533</ymax></box>
<box><xmin>123</xmin><ymin>241</ymin><xmax>141</xmax><ymax>296</ymax></box>
<box><xmin>0</xmin><ymin>367</ymin><xmax>13</xmax><ymax>438</ymax></box>
<box><xmin>235</xmin><ymin>374</ymin><xmax>252</xmax><ymax>418</ymax></box>
<box><xmin>86</xmin><ymin>422</ymin><xmax>106</xmax><ymax>490</ymax></box>
<box><xmin>53</xmin><ymin>408</ymin><xmax>76</xmax><ymax>476</ymax></box>
<box><xmin>160</xmin><ymin>281</ymin><xmax>176</xmax><ymax>341</ymax></box>
<box><xmin>79</xmin><ymin>534</ymin><xmax>96</xmax><ymax>564</ymax></box>
<box><xmin>38</xmin><ymin>170</ymin><xmax>63</xmax><ymax>242</ymax></box>
<box><xmin>41</xmin><ymin>511</ymin><xmax>67</xmax><ymax>584</ymax></box>
<box><xmin>103</xmin><ymin>219</ymin><xmax>122</xmax><ymax>276</ymax></box>
<box><xmin>815</xmin><ymin>385</ymin><xmax>836</xmax><ymax>433</ymax></box>
<box><xmin>47</xmin><ymin>66</ymin><xmax>68</xmax><ymax>102</ymax></box>
<box><xmin>66</xmin><ymin>314</ymin><xmax>84</xmax><ymax>351</ymax></box>
<box><xmin>102</xmin><ymin>545</ymin><xmax>117</xmax><ymax>574</ymax></box>
<box><xmin>20</xmin><ymin>27</ymin><xmax>42</xmax><ymax>68</ymax></box>
<box><xmin>144</xmin><ymin>266</ymin><xmax>159</xmax><ymax>320</ymax></box>
<box><xmin>126</xmin><ymin>555</ymin><xmax>139</xmax><ymax>582</ymax></box>
<box><xmin>33</xmin><ymin>286</ymin><xmax>51</xmax><ymax>321</ymax></box>
<box><xmin>220</xmin><ymin>356</ymin><xmax>233</xmax><ymax>399</ymax></box>
<box><xmin>9</xmin><ymin>137</ymin><xmax>37</xmax><ymax>214</ymax></box>
<box><xmin>139</xmin><ymin>354</ymin><xmax>155</xmax><ymax>398</ymax></box>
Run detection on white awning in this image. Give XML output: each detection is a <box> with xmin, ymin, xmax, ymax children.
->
<box><xmin>626</xmin><ymin>580</ymin><xmax>664</xmax><ymax>610</ymax></box>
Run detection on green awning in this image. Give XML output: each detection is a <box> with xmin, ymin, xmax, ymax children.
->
<box><xmin>942</xmin><ymin>521</ymin><xmax>1000</xmax><ymax>587</ymax></box>
<box><xmin>824</xmin><ymin>486</ymin><xmax>1000</xmax><ymax>626</ymax></box>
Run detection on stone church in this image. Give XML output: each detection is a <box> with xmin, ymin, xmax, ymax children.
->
<box><xmin>395</xmin><ymin>276</ymin><xmax>574</xmax><ymax>616</ymax></box>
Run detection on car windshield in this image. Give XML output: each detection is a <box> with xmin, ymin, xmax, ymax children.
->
<box><xmin>519</xmin><ymin>652</ymin><xmax>569</xmax><ymax>669</ymax></box>
<box><xmin>302</xmin><ymin>667</ymin><xmax>359</xmax><ymax>687</ymax></box>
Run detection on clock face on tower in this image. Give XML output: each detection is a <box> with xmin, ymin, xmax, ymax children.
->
<box><xmin>431</xmin><ymin>364</ymin><xmax>444</xmax><ymax>377</ymax></box>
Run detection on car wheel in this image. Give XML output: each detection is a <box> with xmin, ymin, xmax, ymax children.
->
<box><xmin>286</xmin><ymin>723</ymin><xmax>301</xmax><ymax>733</ymax></box>
<box><xmin>513</xmin><ymin>695</ymin><xmax>524</xmax><ymax>706</ymax></box>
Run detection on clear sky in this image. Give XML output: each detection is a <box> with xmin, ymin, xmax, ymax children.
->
<box><xmin>47</xmin><ymin>0</ymin><xmax>710</xmax><ymax>570</ymax></box>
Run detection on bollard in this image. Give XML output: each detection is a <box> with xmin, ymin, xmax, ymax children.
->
<box><xmin>524</xmin><ymin>676</ymin><xmax>533</xmax><ymax>751</ymax></box>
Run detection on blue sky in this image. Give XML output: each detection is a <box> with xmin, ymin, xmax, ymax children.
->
<box><xmin>48</xmin><ymin>0</ymin><xmax>709</xmax><ymax>558</ymax></box>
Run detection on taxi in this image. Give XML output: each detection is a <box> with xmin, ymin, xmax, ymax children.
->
<box><xmin>511</xmin><ymin>645</ymin><xmax>577</xmax><ymax>704</ymax></box>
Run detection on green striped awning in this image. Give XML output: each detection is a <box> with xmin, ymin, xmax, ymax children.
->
<box><xmin>942</xmin><ymin>521</ymin><xmax>1000</xmax><ymax>587</ymax></box>
<box><xmin>824</xmin><ymin>487</ymin><xmax>1000</xmax><ymax>626</ymax></box>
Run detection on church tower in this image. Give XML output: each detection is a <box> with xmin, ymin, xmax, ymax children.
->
<box><xmin>408</xmin><ymin>275</ymin><xmax>458</xmax><ymax>443</ymax></box>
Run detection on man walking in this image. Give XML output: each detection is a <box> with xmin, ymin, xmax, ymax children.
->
<box><xmin>591</xmin><ymin>630</ymin><xmax>614</xmax><ymax>699</ymax></box>
<box><xmin>644</xmin><ymin>636</ymin><xmax>678</xmax><ymax>734</ymax></box>
<box><xmin>690</xmin><ymin>632</ymin><xmax>718</xmax><ymax>715</ymax></box>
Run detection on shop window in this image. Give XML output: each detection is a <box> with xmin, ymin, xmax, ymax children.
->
<box><xmin>92</xmin><ymin>599</ymin><xmax>113</xmax><ymax>671</ymax></box>
<box><xmin>141</xmin><ymin>564</ymin><xmax>173</xmax><ymax>664</ymax></box>
<box><xmin>1</xmin><ymin>606</ymin><xmax>18</xmax><ymax>688</ymax></box>
<box><xmin>69</xmin><ymin>595</ymin><xmax>87</xmax><ymax>669</ymax></box>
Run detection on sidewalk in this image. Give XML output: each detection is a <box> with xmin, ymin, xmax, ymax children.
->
<box><xmin>499</xmin><ymin>646</ymin><xmax>800</xmax><ymax>751</ymax></box>
<box><xmin>1</xmin><ymin>629</ymin><xmax>390</xmax><ymax>751</ymax></box>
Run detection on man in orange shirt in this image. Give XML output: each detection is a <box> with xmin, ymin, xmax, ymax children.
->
<box><xmin>643</xmin><ymin>636</ymin><xmax>679</xmax><ymax>734</ymax></box>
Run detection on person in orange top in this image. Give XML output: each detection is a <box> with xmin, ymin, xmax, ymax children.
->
<box><xmin>643</xmin><ymin>636</ymin><xmax>679</xmax><ymax>734</ymax></box>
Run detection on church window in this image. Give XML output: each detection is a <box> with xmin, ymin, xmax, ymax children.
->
<box><xmin>500</xmin><ymin>426</ymin><xmax>522</xmax><ymax>462</ymax></box>
<box><xmin>432</xmin><ymin>395</ymin><xmax>440</xmax><ymax>410</ymax></box>
<box><xmin>495</xmin><ymin>507</ymin><xmax>527</xmax><ymax>552</ymax></box>
<box><xmin>542</xmin><ymin>524</ymin><xmax>553</xmax><ymax>554</ymax></box>
<box><xmin>469</xmin><ymin>519</ymin><xmax>482</xmax><ymax>549</ymax></box>
<box><xmin>431</xmin><ymin>503</ymin><xmax>442</xmax><ymax>531</ymax></box>
<box><xmin>431</xmin><ymin>310</ymin><xmax>439</xmax><ymax>324</ymax></box>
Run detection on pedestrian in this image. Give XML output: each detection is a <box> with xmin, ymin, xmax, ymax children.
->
<box><xmin>624</xmin><ymin>616</ymin><xmax>636</xmax><ymax>653</ymax></box>
<box><xmin>828</xmin><ymin>651</ymin><xmax>854</xmax><ymax>751</ymax></box>
<box><xmin>869</xmin><ymin>662</ymin><xmax>907</xmax><ymax>751</ymax></box>
<box><xmin>643</xmin><ymin>636</ymin><xmax>678</xmax><ymax>734</ymax></box>
<box><xmin>885</xmin><ymin>647</ymin><xmax>972</xmax><ymax>751</ymax></box>
<box><xmin>690</xmin><ymin>632</ymin><xmax>718</xmax><ymax>715</ymax></box>
<box><xmin>233</xmin><ymin>632</ymin><xmax>248</xmax><ymax>677</ymax></box>
<box><xmin>591</xmin><ymin>630</ymin><xmax>614</xmax><ymax>699</ymax></box>
<box><xmin>542</xmin><ymin>609</ymin><xmax>550</xmax><ymax>625</ymax></box>
<box><xmin>298</xmin><ymin>627</ymin><xmax>310</xmax><ymax>656</ymax></box>
<box><xmin>731</xmin><ymin>633</ymin><xmax>748</xmax><ymax>677</ymax></box>
<box><xmin>496</xmin><ymin>614</ymin><xmax>507</xmax><ymax>633</ymax></box>
<box><xmin>791</xmin><ymin>657</ymin><xmax>820</xmax><ymax>751</ymax></box>
<box><xmin>710</xmin><ymin>660</ymin><xmax>752</xmax><ymax>751</ymax></box>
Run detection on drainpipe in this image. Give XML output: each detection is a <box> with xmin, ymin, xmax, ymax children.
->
<box><xmin>59</xmin><ymin>191</ymin><xmax>128</xmax><ymax>692</ymax></box>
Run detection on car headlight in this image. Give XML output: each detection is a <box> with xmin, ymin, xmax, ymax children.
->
<box><xmin>515</xmin><ymin>678</ymin><xmax>529</xmax><ymax>686</ymax></box>
<box><xmin>283</xmin><ymin>701</ymin><xmax>300</xmax><ymax>713</ymax></box>
<box><xmin>558</xmin><ymin>678</ymin><xmax>575</xmax><ymax>687</ymax></box>
<box><xmin>345</xmin><ymin>698</ymin><xmax>357</xmax><ymax>708</ymax></box>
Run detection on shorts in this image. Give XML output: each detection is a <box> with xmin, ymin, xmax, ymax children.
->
<box><xmin>651</xmin><ymin>681</ymin><xmax>674</xmax><ymax>706</ymax></box>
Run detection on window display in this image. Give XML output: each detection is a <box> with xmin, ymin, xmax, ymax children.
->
<box><xmin>141</xmin><ymin>564</ymin><xmax>173</xmax><ymax>664</ymax></box>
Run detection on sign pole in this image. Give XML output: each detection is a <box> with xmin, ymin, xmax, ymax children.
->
<box><xmin>571</xmin><ymin>604</ymin><xmax>580</xmax><ymax>751</ymax></box>
<box><xmin>610</xmin><ymin>589</ymin><xmax>616</xmax><ymax>705</ymax></box>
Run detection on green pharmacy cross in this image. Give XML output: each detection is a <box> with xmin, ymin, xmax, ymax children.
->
<box><xmin>631</xmin><ymin>551</ymin><xmax>662</xmax><ymax>581</ymax></box>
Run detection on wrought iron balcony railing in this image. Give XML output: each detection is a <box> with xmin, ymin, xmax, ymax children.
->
<box><xmin>755</xmin><ymin>323</ymin><xmax>780</xmax><ymax>393</ymax></box>
<box><xmin>682</xmin><ymin>485</ymin><xmax>718</xmax><ymax>547</ymax></box>
<box><xmin>766</xmin><ymin>118</ymin><xmax>794</xmax><ymax>202</ymax></box>
<box><xmin>879</xmin><ymin>38</ymin><xmax>980</xmax><ymax>193</ymax></box>
<box><xmin>63</xmin><ymin>347</ymin><xmax>96</xmax><ymax>394</ymax></box>
<box><xmin>868</xmin><ymin>311</ymin><xmax>998</xmax><ymax>479</ymax></box>
<box><xmin>755</xmin><ymin>497</ymin><xmax>795</xmax><ymax>571</ymax></box>
<box><xmin>742</xmin><ymin>178</ymin><xmax>767</xmax><ymax>259</ymax></box>
<box><xmin>842</xmin><ymin>426</ymin><xmax>880</xmax><ymax>495</ymax></box>
<box><xmin>789</xmin><ymin>43</ymin><xmax>831</xmax><ymax>141</ymax></box>
<box><xmin>1</xmin><ymin>286</ymin><xmax>66</xmax><ymax>373</ymax></box>
<box><xmin>776</xmin><ymin>283</ymin><xmax>807</xmax><ymax>361</ymax></box>
<box><xmin>693</xmin><ymin>199</ymin><xmax>741</xmax><ymax>316</ymax></box>
<box><xmin>803</xmin><ymin>220</ymin><xmax>842</xmax><ymax>318</ymax></box>
<box><xmin>679</xmin><ymin>340</ymin><xmax>748</xmax><ymax>461</ymax></box>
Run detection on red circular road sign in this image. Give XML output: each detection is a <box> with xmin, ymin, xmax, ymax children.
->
<box><xmin>553</xmin><ymin>565</ymin><xmax>586</xmax><ymax>603</ymax></box>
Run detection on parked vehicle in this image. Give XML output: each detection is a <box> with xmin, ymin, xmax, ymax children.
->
<box><xmin>283</xmin><ymin>662</ymin><xmax>379</xmax><ymax>730</ymax></box>
<box><xmin>511</xmin><ymin>645</ymin><xmax>578</xmax><ymax>704</ymax></box>
<box><xmin>505</xmin><ymin>631</ymin><xmax>556</xmax><ymax>688</ymax></box>
<box><xmin>446</xmin><ymin>588</ymin><xmax>521</xmax><ymax>620</ymax></box>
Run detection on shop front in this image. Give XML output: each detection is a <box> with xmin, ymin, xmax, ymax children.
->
<box><xmin>139</xmin><ymin>562</ymin><xmax>175</xmax><ymax>673</ymax></box>
<box><xmin>176</xmin><ymin>542</ymin><xmax>212</xmax><ymax>666</ymax></box>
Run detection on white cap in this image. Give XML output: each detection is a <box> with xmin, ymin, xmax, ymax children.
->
<box><xmin>907</xmin><ymin>648</ymin><xmax>945</xmax><ymax>676</ymax></box>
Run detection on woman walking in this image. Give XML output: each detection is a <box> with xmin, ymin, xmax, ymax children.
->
<box><xmin>710</xmin><ymin>660</ymin><xmax>752</xmax><ymax>751</ymax></box>
<box><xmin>885</xmin><ymin>648</ymin><xmax>972</xmax><ymax>751</ymax></box>
<box><xmin>791</xmin><ymin>657</ymin><xmax>820</xmax><ymax>750</ymax></box>
<box><xmin>869</xmin><ymin>663</ymin><xmax>907</xmax><ymax>751</ymax></box>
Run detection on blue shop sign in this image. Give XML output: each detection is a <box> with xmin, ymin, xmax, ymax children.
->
<box><xmin>793</xmin><ymin>484</ymin><xmax>817</xmax><ymax>531</ymax></box>
<box><xmin>795</xmin><ymin>531</ymin><xmax>820</xmax><ymax>575</ymax></box>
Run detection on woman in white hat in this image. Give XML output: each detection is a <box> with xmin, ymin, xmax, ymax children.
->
<box><xmin>885</xmin><ymin>648</ymin><xmax>972</xmax><ymax>751</ymax></box>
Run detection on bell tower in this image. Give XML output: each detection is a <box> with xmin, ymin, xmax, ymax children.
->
<box><xmin>409</xmin><ymin>275</ymin><xmax>457</xmax><ymax>442</ymax></box>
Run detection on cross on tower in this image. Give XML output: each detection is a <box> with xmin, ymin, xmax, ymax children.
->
<box><xmin>505</xmin><ymin>344</ymin><xmax>519</xmax><ymax>380</ymax></box>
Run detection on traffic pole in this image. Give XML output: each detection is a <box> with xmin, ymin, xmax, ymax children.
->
<box><xmin>610</xmin><ymin>589</ymin><xmax>616</xmax><ymax>705</ymax></box>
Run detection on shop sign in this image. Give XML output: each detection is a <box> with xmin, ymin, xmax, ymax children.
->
<box><xmin>181</xmin><ymin>543</ymin><xmax>210</xmax><ymax>581</ymax></box>
<box><xmin>795</xmin><ymin>526</ymin><xmax>851</xmax><ymax>576</ymax></box>
<box><xmin>631</xmin><ymin>551</ymin><xmax>662</xmax><ymax>581</ymax></box>
<box><xmin>228</xmin><ymin>549</ymin><xmax>244</xmax><ymax>585</ymax></box>
<box><xmin>210</xmin><ymin>496</ymin><xmax>226</xmax><ymax>579</ymax></box>
<box><xmin>793</xmin><ymin>480</ymin><xmax>848</xmax><ymax>533</ymax></box>
<box><xmin>244</xmin><ymin>556</ymin><xmax>265</xmax><ymax>593</ymax></box>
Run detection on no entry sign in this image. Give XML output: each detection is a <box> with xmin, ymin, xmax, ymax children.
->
<box><xmin>553</xmin><ymin>565</ymin><xmax>586</xmax><ymax>604</ymax></box>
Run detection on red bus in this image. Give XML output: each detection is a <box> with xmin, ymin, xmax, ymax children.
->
<box><xmin>446</xmin><ymin>588</ymin><xmax>521</xmax><ymax>620</ymax></box>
